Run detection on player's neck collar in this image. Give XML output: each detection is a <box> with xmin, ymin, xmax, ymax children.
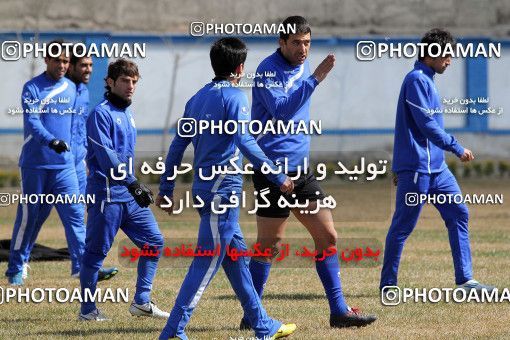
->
<box><xmin>415</xmin><ymin>60</ymin><xmax>435</xmax><ymax>78</ymax></box>
<box><xmin>105</xmin><ymin>92</ymin><xmax>131</xmax><ymax>110</ymax></box>
<box><xmin>276</xmin><ymin>48</ymin><xmax>300</xmax><ymax>68</ymax></box>
<box><xmin>43</xmin><ymin>71</ymin><xmax>63</xmax><ymax>83</ymax></box>
<box><xmin>65</xmin><ymin>74</ymin><xmax>83</xmax><ymax>87</ymax></box>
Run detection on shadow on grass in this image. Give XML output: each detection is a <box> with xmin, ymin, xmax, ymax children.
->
<box><xmin>34</xmin><ymin>327</ymin><xmax>162</xmax><ymax>337</ymax></box>
<box><xmin>0</xmin><ymin>317</ymin><xmax>53</xmax><ymax>322</ymax></box>
<box><xmin>215</xmin><ymin>291</ymin><xmax>377</xmax><ymax>300</ymax></box>
<box><xmin>34</xmin><ymin>325</ymin><xmax>236</xmax><ymax>337</ymax></box>
<box><xmin>188</xmin><ymin>325</ymin><xmax>241</xmax><ymax>332</ymax></box>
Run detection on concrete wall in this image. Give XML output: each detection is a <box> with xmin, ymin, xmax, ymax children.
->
<box><xmin>1</xmin><ymin>39</ymin><xmax>509</xmax><ymax>165</ymax></box>
<box><xmin>1</xmin><ymin>0</ymin><xmax>509</xmax><ymax>166</ymax></box>
<box><xmin>1</xmin><ymin>0</ymin><xmax>510</xmax><ymax>37</ymax></box>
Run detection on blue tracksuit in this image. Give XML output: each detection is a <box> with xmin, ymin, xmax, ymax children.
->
<box><xmin>158</xmin><ymin>80</ymin><xmax>284</xmax><ymax>340</ymax></box>
<box><xmin>24</xmin><ymin>81</ymin><xmax>90</xmax><ymax>264</ymax></box>
<box><xmin>251</xmin><ymin>49</ymin><xmax>319</xmax><ymax>172</ymax></box>
<box><xmin>248</xmin><ymin>49</ymin><xmax>349</xmax><ymax>319</ymax></box>
<box><xmin>380</xmin><ymin>61</ymin><xmax>472</xmax><ymax>287</ymax></box>
<box><xmin>80</xmin><ymin>95</ymin><xmax>164</xmax><ymax>314</ymax></box>
<box><xmin>71</xmin><ymin>82</ymin><xmax>90</xmax><ymax>195</ymax></box>
<box><xmin>6</xmin><ymin>72</ymin><xmax>85</xmax><ymax>277</ymax></box>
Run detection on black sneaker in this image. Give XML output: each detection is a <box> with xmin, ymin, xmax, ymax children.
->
<box><xmin>330</xmin><ymin>307</ymin><xmax>377</xmax><ymax>328</ymax></box>
<box><xmin>239</xmin><ymin>317</ymin><xmax>251</xmax><ymax>330</ymax></box>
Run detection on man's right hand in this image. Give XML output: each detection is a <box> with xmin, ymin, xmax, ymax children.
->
<box><xmin>156</xmin><ymin>194</ymin><xmax>173</xmax><ymax>215</ymax></box>
<box><xmin>279</xmin><ymin>177</ymin><xmax>294</xmax><ymax>194</ymax></box>
<box><xmin>48</xmin><ymin>139</ymin><xmax>70</xmax><ymax>154</ymax></box>
<box><xmin>460</xmin><ymin>148</ymin><xmax>474</xmax><ymax>162</ymax></box>
<box><xmin>312</xmin><ymin>54</ymin><xmax>336</xmax><ymax>83</ymax></box>
<box><xmin>128</xmin><ymin>181</ymin><xmax>154</xmax><ymax>208</ymax></box>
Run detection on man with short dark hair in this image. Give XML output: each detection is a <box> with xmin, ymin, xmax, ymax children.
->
<box><xmin>79</xmin><ymin>58</ymin><xmax>167</xmax><ymax>321</ymax></box>
<box><xmin>6</xmin><ymin>40</ymin><xmax>86</xmax><ymax>286</ymax></box>
<box><xmin>157</xmin><ymin>37</ymin><xmax>295</xmax><ymax>340</ymax></box>
<box><xmin>68</xmin><ymin>47</ymin><xmax>93</xmax><ymax>198</ymax></box>
<box><xmin>380</xmin><ymin>28</ymin><xmax>495</xmax><ymax>292</ymax></box>
<box><xmin>20</xmin><ymin>46</ymin><xmax>118</xmax><ymax>283</ymax></box>
<box><xmin>243</xmin><ymin>15</ymin><xmax>376</xmax><ymax>329</ymax></box>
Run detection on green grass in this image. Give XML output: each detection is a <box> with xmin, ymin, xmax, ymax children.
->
<box><xmin>0</xmin><ymin>179</ymin><xmax>509</xmax><ymax>339</ymax></box>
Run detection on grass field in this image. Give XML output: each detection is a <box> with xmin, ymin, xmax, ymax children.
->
<box><xmin>0</xmin><ymin>178</ymin><xmax>509</xmax><ymax>339</ymax></box>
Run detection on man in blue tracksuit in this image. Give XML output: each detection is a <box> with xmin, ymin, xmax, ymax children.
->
<box><xmin>68</xmin><ymin>52</ymin><xmax>92</xmax><ymax>198</ymax></box>
<box><xmin>6</xmin><ymin>41</ymin><xmax>85</xmax><ymax>286</ymax></box>
<box><xmin>243</xmin><ymin>16</ymin><xmax>376</xmax><ymax>329</ymax></box>
<box><xmin>380</xmin><ymin>29</ymin><xmax>494</xmax><ymax>292</ymax></box>
<box><xmin>79</xmin><ymin>59</ymin><xmax>167</xmax><ymax>321</ymax></box>
<box><xmin>156</xmin><ymin>38</ymin><xmax>296</xmax><ymax>340</ymax></box>
<box><xmin>20</xmin><ymin>48</ymin><xmax>118</xmax><ymax>283</ymax></box>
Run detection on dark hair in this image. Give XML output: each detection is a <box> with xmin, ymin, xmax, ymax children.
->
<box><xmin>419</xmin><ymin>28</ymin><xmax>455</xmax><ymax>61</ymax></box>
<box><xmin>210</xmin><ymin>38</ymin><xmax>247</xmax><ymax>78</ymax></box>
<box><xmin>46</xmin><ymin>39</ymin><xmax>67</xmax><ymax>59</ymax></box>
<box><xmin>70</xmin><ymin>44</ymin><xmax>86</xmax><ymax>65</ymax></box>
<box><xmin>105</xmin><ymin>58</ymin><xmax>140</xmax><ymax>92</ymax></box>
<box><xmin>279</xmin><ymin>16</ymin><xmax>311</xmax><ymax>41</ymax></box>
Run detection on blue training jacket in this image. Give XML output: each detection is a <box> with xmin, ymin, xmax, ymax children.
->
<box><xmin>86</xmin><ymin>96</ymin><xmax>137</xmax><ymax>202</ymax></box>
<box><xmin>251</xmin><ymin>49</ymin><xmax>319</xmax><ymax>172</ymax></box>
<box><xmin>159</xmin><ymin>80</ymin><xmax>286</xmax><ymax>198</ymax></box>
<box><xmin>392</xmin><ymin>61</ymin><xmax>464</xmax><ymax>174</ymax></box>
<box><xmin>19</xmin><ymin>72</ymin><xmax>76</xmax><ymax>169</ymax></box>
<box><xmin>70</xmin><ymin>82</ymin><xmax>90</xmax><ymax>165</ymax></box>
